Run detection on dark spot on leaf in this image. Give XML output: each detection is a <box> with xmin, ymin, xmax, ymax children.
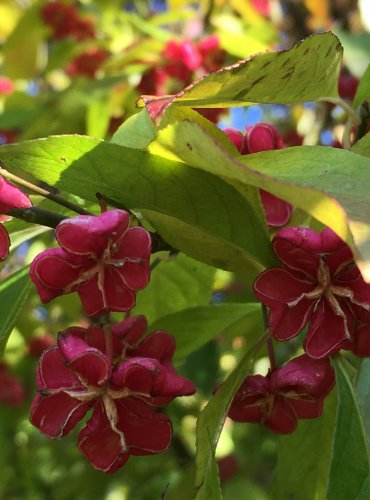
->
<box><xmin>261</xmin><ymin>61</ymin><xmax>271</xmax><ymax>69</ymax></box>
<box><xmin>252</xmin><ymin>75</ymin><xmax>266</xmax><ymax>86</ymax></box>
<box><xmin>321</xmin><ymin>170</ymin><xmax>328</xmax><ymax>175</ymax></box>
<box><xmin>60</xmin><ymin>157</ymin><xmax>67</xmax><ymax>162</ymax></box>
<box><xmin>303</xmin><ymin>48</ymin><xmax>310</xmax><ymax>56</ymax></box>
<box><xmin>281</xmin><ymin>59</ymin><xmax>294</xmax><ymax>69</ymax></box>
<box><xmin>186</xmin><ymin>143</ymin><xmax>193</xmax><ymax>150</ymax></box>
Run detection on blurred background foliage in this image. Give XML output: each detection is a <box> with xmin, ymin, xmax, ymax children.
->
<box><xmin>0</xmin><ymin>0</ymin><xmax>369</xmax><ymax>498</ymax></box>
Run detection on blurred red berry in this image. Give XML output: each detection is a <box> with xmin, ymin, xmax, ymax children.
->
<box><xmin>0</xmin><ymin>363</ymin><xmax>25</xmax><ymax>408</ymax></box>
<box><xmin>41</xmin><ymin>1</ymin><xmax>95</xmax><ymax>41</ymax></box>
<box><xmin>73</xmin><ymin>17</ymin><xmax>96</xmax><ymax>41</ymax></box>
<box><xmin>0</xmin><ymin>130</ymin><xmax>17</xmax><ymax>144</ymax></box>
<box><xmin>198</xmin><ymin>108</ymin><xmax>226</xmax><ymax>124</ymax></box>
<box><xmin>0</xmin><ymin>77</ymin><xmax>15</xmax><ymax>95</ymax></box>
<box><xmin>338</xmin><ymin>71</ymin><xmax>359</xmax><ymax>101</ymax></box>
<box><xmin>28</xmin><ymin>334</ymin><xmax>55</xmax><ymax>358</ymax></box>
<box><xmin>282</xmin><ymin>130</ymin><xmax>304</xmax><ymax>147</ymax></box>
<box><xmin>198</xmin><ymin>35</ymin><xmax>225</xmax><ymax>73</ymax></box>
<box><xmin>138</xmin><ymin>35</ymin><xmax>225</xmax><ymax>98</ymax></box>
<box><xmin>41</xmin><ymin>1</ymin><xmax>78</xmax><ymax>39</ymax></box>
<box><xmin>217</xmin><ymin>454</ymin><xmax>239</xmax><ymax>482</ymax></box>
<box><xmin>66</xmin><ymin>48</ymin><xmax>109</xmax><ymax>78</ymax></box>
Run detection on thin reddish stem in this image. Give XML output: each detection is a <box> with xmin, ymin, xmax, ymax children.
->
<box><xmin>267</xmin><ymin>338</ymin><xmax>276</xmax><ymax>371</ymax></box>
<box><xmin>101</xmin><ymin>315</ymin><xmax>113</xmax><ymax>363</ymax></box>
<box><xmin>96</xmin><ymin>192</ymin><xmax>107</xmax><ymax>213</ymax></box>
<box><xmin>262</xmin><ymin>305</ymin><xmax>276</xmax><ymax>371</ymax></box>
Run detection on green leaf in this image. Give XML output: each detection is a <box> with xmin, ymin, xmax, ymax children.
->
<box><xmin>356</xmin><ymin>358</ymin><xmax>370</xmax><ymax>439</ymax></box>
<box><xmin>3</xmin><ymin>3</ymin><xmax>47</xmax><ymax>79</ymax></box>
<box><xmin>334</xmin><ymin>31</ymin><xmax>370</xmax><ymax>77</ymax></box>
<box><xmin>149</xmin><ymin>118</ymin><xmax>370</xmax><ymax>280</ymax></box>
<box><xmin>141</xmin><ymin>32</ymin><xmax>342</xmax><ymax>122</ymax></box>
<box><xmin>0</xmin><ymin>136</ymin><xmax>275</xmax><ymax>273</ymax></box>
<box><xmin>86</xmin><ymin>99</ymin><xmax>112</xmax><ymax>139</ymax></box>
<box><xmin>0</xmin><ymin>266</ymin><xmax>31</xmax><ymax>357</ymax></box>
<box><xmin>274</xmin><ymin>391</ymin><xmax>336</xmax><ymax>500</ymax></box>
<box><xmin>8</xmin><ymin>224</ymin><xmax>51</xmax><ymax>252</ymax></box>
<box><xmin>111</xmin><ymin>109</ymin><xmax>157</xmax><ymax>149</ymax></box>
<box><xmin>327</xmin><ymin>357</ymin><xmax>370</xmax><ymax>499</ymax></box>
<box><xmin>194</xmin><ymin>337</ymin><xmax>265</xmax><ymax>499</ymax></box>
<box><xmin>134</xmin><ymin>253</ymin><xmax>215</xmax><ymax>324</ymax></box>
<box><xmin>149</xmin><ymin>115</ymin><xmax>268</xmax><ymax>235</ymax></box>
<box><xmin>150</xmin><ymin>303</ymin><xmax>262</xmax><ymax>360</ymax></box>
<box><xmin>351</xmin><ymin>132</ymin><xmax>370</xmax><ymax>158</ymax></box>
<box><xmin>353</xmin><ymin>64</ymin><xmax>370</xmax><ymax>108</ymax></box>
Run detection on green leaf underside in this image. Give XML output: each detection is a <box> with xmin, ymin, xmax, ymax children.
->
<box><xmin>351</xmin><ymin>132</ymin><xmax>370</xmax><ymax>158</ymax></box>
<box><xmin>356</xmin><ymin>358</ymin><xmax>370</xmax><ymax>439</ymax></box>
<box><xmin>149</xmin><ymin>119</ymin><xmax>370</xmax><ymax>281</ymax></box>
<box><xmin>142</xmin><ymin>32</ymin><xmax>342</xmax><ymax>122</ymax></box>
<box><xmin>3</xmin><ymin>4</ymin><xmax>46</xmax><ymax>80</ymax></box>
<box><xmin>0</xmin><ymin>136</ymin><xmax>275</xmax><ymax>273</ymax></box>
<box><xmin>274</xmin><ymin>391</ymin><xmax>336</xmax><ymax>500</ymax></box>
<box><xmin>0</xmin><ymin>266</ymin><xmax>31</xmax><ymax>357</ymax></box>
<box><xmin>134</xmin><ymin>253</ymin><xmax>215</xmax><ymax>325</ymax></box>
<box><xmin>194</xmin><ymin>338</ymin><xmax>265</xmax><ymax>499</ymax></box>
<box><xmin>6</xmin><ymin>222</ymin><xmax>51</xmax><ymax>252</ymax></box>
<box><xmin>111</xmin><ymin>108</ymin><xmax>157</xmax><ymax>150</ymax></box>
<box><xmin>150</xmin><ymin>303</ymin><xmax>261</xmax><ymax>360</ymax></box>
<box><xmin>327</xmin><ymin>358</ymin><xmax>370</xmax><ymax>500</ymax></box>
<box><xmin>353</xmin><ymin>64</ymin><xmax>370</xmax><ymax>108</ymax></box>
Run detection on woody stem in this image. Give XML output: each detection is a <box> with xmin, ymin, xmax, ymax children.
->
<box><xmin>100</xmin><ymin>314</ymin><xmax>113</xmax><ymax>364</ymax></box>
<box><xmin>0</xmin><ymin>166</ymin><xmax>92</xmax><ymax>215</ymax></box>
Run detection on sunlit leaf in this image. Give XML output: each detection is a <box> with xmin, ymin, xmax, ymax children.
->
<box><xmin>134</xmin><ymin>253</ymin><xmax>215</xmax><ymax>324</ymax></box>
<box><xmin>150</xmin><ymin>303</ymin><xmax>261</xmax><ymax>360</ymax></box>
<box><xmin>149</xmin><ymin>119</ymin><xmax>370</xmax><ymax>281</ymax></box>
<box><xmin>0</xmin><ymin>136</ymin><xmax>275</xmax><ymax>273</ymax></box>
<box><xmin>141</xmin><ymin>32</ymin><xmax>342</xmax><ymax>123</ymax></box>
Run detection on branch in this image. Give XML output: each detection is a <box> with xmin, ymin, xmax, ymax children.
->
<box><xmin>8</xmin><ymin>207</ymin><xmax>67</xmax><ymax>228</ymax></box>
<box><xmin>0</xmin><ymin>166</ymin><xmax>92</xmax><ymax>215</ymax></box>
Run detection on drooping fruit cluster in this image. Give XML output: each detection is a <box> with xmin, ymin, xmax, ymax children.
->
<box><xmin>30</xmin><ymin>316</ymin><xmax>195</xmax><ymax>472</ymax></box>
<box><xmin>228</xmin><ymin>226</ymin><xmax>370</xmax><ymax>433</ymax></box>
<box><xmin>65</xmin><ymin>47</ymin><xmax>110</xmax><ymax>78</ymax></box>
<box><xmin>224</xmin><ymin>123</ymin><xmax>293</xmax><ymax>227</ymax></box>
<box><xmin>30</xmin><ymin>210</ymin><xmax>151</xmax><ymax>316</ymax></box>
<box><xmin>138</xmin><ymin>36</ymin><xmax>226</xmax><ymax>123</ymax></box>
<box><xmin>41</xmin><ymin>1</ymin><xmax>95</xmax><ymax>41</ymax></box>
<box><xmin>139</xmin><ymin>36</ymin><xmax>225</xmax><ymax>96</ymax></box>
<box><xmin>229</xmin><ymin>354</ymin><xmax>334</xmax><ymax>433</ymax></box>
<box><xmin>28</xmin><ymin>208</ymin><xmax>195</xmax><ymax>471</ymax></box>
